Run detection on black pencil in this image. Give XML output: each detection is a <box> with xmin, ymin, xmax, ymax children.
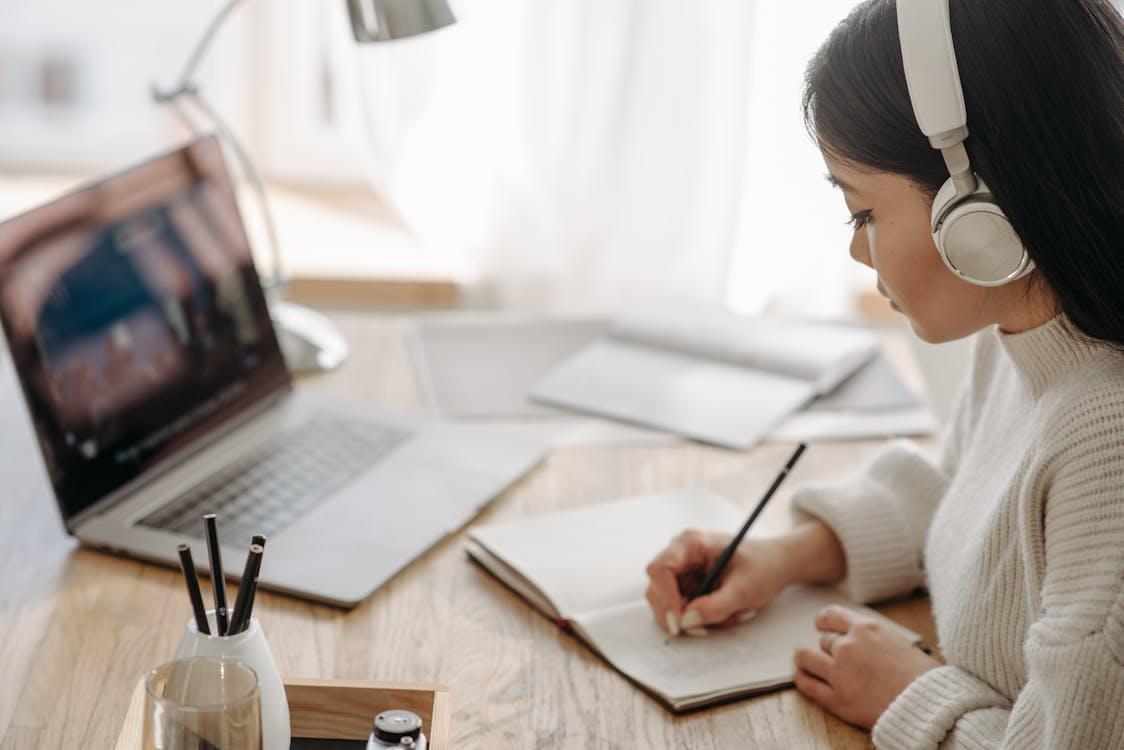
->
<box><xmin>227</xmin><ymin>543</ymin><xmax>264</xmax><ymax>635</ymax></box>
<box><xmin>690</xmin><ymin>443</ymin><xmax>808</xmax><ymax>601</ymax></box>
<box><xmin>238</xmin><ymin>535</ymin><xmax>267</xmax><ymax>635</ymax></box>
<box><xmin>240</xmin><ymin>580</ymin><xmax>259</xmax><ymax>634</ymax></box>
<box><xmin>203</xmin><ymin>514</ymin><xmax>229</xmax><ymax>636</ymax></box>
<box><xmin>176</xmin><ymin>544</ymin><xmax>211</xmax><ymax>635</ymax></box>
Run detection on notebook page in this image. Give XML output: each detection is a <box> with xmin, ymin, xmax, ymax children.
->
<box><xmin>609</xmin><ymin>305</ymin><xmax>877</xmax><ymax>383</ymax></box>
<box><xmin>530</xmin><ymin>341</ymin><xmax>815</xmax><ymax>449</ymax></box>
<box><xmin>468</xmin><ymin>488</ymin><xmax>746</xmax><ymax>619</ymax></box>
<box><xmin>573</xmin><ymin>587</ymin><xmax>915</xmax><ymax>703</ymax></box>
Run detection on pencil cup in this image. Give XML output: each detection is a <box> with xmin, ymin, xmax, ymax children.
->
<box><xmin>173</xmin><ymin>610</ymin><xmax>290</xmax><ymax>750</ymax></box>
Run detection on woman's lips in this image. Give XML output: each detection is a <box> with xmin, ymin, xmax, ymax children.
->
<box><xmin>877</xmin><ymin>282</ymin><xmax>899</xmax><ymax>310</ymax></box>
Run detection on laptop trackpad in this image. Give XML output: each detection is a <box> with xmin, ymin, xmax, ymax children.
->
<box><xmin>264</xmin><ymin>428</ymin><xmax>539</xmax><ymax>605</ymax></box>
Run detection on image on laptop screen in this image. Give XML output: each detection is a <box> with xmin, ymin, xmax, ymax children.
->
<box><xmin>0</xmin><ymin>137</ymin><xmax>290</xmax><ymax>523</ymax></box>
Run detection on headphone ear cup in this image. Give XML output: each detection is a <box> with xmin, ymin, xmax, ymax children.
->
<box><xmin>932</xmin><ymin>179</ymin><xmax>1033</xmax><ymax>286</ymax></box>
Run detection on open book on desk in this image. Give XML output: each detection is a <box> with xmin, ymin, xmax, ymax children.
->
<box><xmin>529</xmin><ymin>306</ymin><xmax>879</xmax><ymax>449</ymax></box>
<box><xmin>467</xmin><ymin>488</ymin><xmax>918</xmax><ymax>712</ymax></box>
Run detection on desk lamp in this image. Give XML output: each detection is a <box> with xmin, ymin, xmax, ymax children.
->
<box><xmin>153</xmin><ymin>0</ymin><xmax>456</xmax><ymax>373</ymax></box>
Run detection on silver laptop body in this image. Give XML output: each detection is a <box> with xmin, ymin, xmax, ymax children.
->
<box><xmin>0</xmin><ymin>137</ymin><xmax>545</xmax><ymax>607</ymax></box>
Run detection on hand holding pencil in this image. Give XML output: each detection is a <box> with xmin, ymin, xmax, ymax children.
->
<box><xmin>646</xmin><ymin>444</ymin><xmax>808</xmax><ymax>639</ymax></box>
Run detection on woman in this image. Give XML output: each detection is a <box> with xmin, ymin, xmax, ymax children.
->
<box><xmin>645</xmin><ymin>0</ymin><xmax>1124</xmax><ymax>747</ymax></box>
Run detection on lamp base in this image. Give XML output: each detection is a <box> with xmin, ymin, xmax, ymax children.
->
<box><xmin>269</xmin><ymin>300</ymin><xmax>349</xmax><ymax>374</ymax></box>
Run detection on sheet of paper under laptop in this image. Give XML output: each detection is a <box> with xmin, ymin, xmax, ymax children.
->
<box><xmin>467</xmin><ymin>487</ymin><xmax>919</xmax><ymax>711</ymax></box>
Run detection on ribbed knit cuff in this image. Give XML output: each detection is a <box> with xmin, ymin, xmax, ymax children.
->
<box><xmin>790</xmin><ymin>440</ymin><xmax>947</xmax><ymax>603</ymax></box>
<box><xmin>872</xmin><ymin>666</ymin><xmax>1010</xmax><ymax>750</ymax></box>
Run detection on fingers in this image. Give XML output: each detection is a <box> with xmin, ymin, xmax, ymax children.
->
<box><xmin>814</xmin><ymin>604</ymin><xmax>860</xmax><ymax>634</ymax></box>
<box><xmin>793</xmin><ymin>667</ymin><xmax>834</xmax><ymax>707</ymax></box>
<box><xmin>715</xmin><ymin>609</ymin><xmax>758</xmax><ymax>628</ymax></box>
<box><xmin>682</xmin><ymin>581</ymin><xmax>748</xmax><ymax>627</ymax></box>
<box><xmin>645</xmin><ymin>582</ymin><xmax>681</xmax><ymax>634</ymax></box>
<box><xmin>653</xmin><ymin>529</ymin><xmax>714</xmax><ymax>574</ymax></box>
<box><xmin>794</xmin><ymin>647</ymin><xmax>834</xmax><ymax>682</ymax></box>
<box><xmin>819</xmin><ymin>631</ymin><xmax>840</xmax><ymax>655</ymax></box>
<box><xmin>646</xmin><ymin>566</ymin><xmax>683</xmax><ymax>613</ymax></box>
<box><xmin>645</xmin><ymin>530</ymin><xmax>715</xmax><ymax>632</ymax></box>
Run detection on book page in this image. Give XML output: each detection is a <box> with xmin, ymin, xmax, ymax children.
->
<box><xmin>530</xmin><ymin>341</ymin><xmax>815</xmax><ymax>448</ymax></box>
<box><xmin>468</xmin><ymin>488</ymin><xmax>747</xmax><ymax>618</ymax></box>
<box><xmin>574</xmin><ymin>587</ymin><xmax>917</xmax><ymax>704</ymax></box>
<box><xmin>609</xmin><ymin>305</ymin><xmax>877</xmax><ymax>382</ymax></box>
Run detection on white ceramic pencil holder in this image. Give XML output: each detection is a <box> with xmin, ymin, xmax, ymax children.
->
<box><xmin>173</xmin><ymin>610</ymin><xmax>290</xmax><ymax>750</ymax></box>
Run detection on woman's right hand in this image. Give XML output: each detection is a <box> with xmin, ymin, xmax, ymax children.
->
<box><xmin>645</xmin><ymin>529</ymin><xmax>795</xmax><ymax>635</ymax></box>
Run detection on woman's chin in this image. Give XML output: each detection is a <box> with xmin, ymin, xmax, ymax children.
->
<box><xmin>905</xmin><ymin>316</ymin><xmax>965</xmax><ymax>345</ymax></box>
<box><xmin>901</xmin><ymin>312</ymin><xmax>937</xmax><ymax>343</ymax></box>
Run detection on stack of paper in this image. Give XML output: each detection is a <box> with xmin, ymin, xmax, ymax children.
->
<box><xmin>410</xmin><ymin>306</ymin><xmax>936</xmax><ymax>447</ymax></box>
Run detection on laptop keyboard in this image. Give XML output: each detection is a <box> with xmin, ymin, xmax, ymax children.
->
<box><xmin>138</xmin><ymin>415</ymin><xmax>409</xmax><ymax>542</ymax></box>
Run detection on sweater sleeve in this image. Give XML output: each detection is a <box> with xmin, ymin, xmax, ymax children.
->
<box><xmin>872</xmin><ymin>584</ymin><xmax>1124</xmax><ymax>750</ymax></box>
<box><xmin>872</xmin><ymin>393</ymin><xmax>1124</xmax><ymax>749</ymax></box>
<box><xmin>788</xmin><ymin>440</ymin><xmax>951</xmax><ymax>603</ymax></box>
<box><xmin>787</xmin><ymin>355</ymin><xmax>975</xmax><ymax>604</ymax></box>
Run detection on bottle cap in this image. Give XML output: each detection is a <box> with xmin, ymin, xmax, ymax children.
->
<box><xmin>373</xmin><ymin>709</ymin><xmax>423</xmax><ymax>743</ymax></box>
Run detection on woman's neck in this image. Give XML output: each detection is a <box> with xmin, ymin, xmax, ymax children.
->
<box><xmin>996</xmin><ymin>278</ymin><xmax>1060</xmax><ymax>334</ymax></box>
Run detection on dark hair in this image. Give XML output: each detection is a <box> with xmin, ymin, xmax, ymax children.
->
<box><xmin>803</xmin><ymin>0</ymin><xmax>1124</xmax><ymax>348</ymax></box>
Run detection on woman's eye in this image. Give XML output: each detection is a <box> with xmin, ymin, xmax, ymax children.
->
<box><xmin>846</xmin><ymin>210</ymin><xmax>872</xmax><ymax>230</ymax></box>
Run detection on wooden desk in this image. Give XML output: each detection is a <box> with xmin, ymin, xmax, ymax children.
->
<box><xmin>0</xmin><ymin>312</ymin><xmax>937</xmax><ymax>749</ymax></box>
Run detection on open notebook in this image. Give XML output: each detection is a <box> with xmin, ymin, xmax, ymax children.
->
<box><xmin>468</xmin><ymin>488</ymin><xmax>918</xmax><ymax>711</ymax></box>
<box><xmin>529</xmin><ymin>305</ymin><xmax>879</xmax><ymax>449</ymax></box>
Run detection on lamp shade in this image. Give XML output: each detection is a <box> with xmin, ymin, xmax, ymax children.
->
<box><xmin>346</xmin><ymin>0</ymin><xmax>456</xmax><ymax>43</ymax></box>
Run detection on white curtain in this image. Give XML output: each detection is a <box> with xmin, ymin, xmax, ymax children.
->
<box><xmin>345</xmin><ymin>1</ymin><xmax>871</xmax><ymax>316</ymax></box>
<box><xmin>726</xmin><ymin>2</ymin><xmax>865</xmax><ymax>318</ymax></box>
<box><xmin>349</xmin><ymin>0</ymin><xmax>756</xmax><ymax>312</ymax></box>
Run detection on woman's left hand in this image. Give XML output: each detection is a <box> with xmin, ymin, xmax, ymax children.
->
<box><xmin>793</xmin><ymin>604</ymin><xmax>943</xmax><ymax>729</ymax></box>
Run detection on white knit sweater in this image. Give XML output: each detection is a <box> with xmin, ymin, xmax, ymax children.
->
<box><xmin>790</xmin><ymin>314</ymin><xmax>1124</xmax><ymax>749</ymax></box>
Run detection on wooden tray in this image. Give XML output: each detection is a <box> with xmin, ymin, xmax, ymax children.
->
<box><xmin>114</xmin><ymin>676</ymin><xmax>452</xmax><ymax>749</ymax></box>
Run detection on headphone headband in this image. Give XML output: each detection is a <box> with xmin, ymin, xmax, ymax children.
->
<box><xmin>898</xmin><ymin>0</ymin><xmax>977</xmax><ymax>216</ymax></box>
<box><xmin>897</xmin><ymin>0</ymin><xmax>968</xmax><ymax>148</ymax></box>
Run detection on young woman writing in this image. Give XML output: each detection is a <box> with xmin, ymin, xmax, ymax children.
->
<box><xmin>644</xmin><ymin>0</ymin><xmax>1124</xmax><ymax>747</ymax></box>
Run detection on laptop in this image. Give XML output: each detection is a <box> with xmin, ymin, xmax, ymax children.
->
<box><xmin>0</xmin><ymin>136</ymin><xmax>547</xmax><ymax>607</ymax></box>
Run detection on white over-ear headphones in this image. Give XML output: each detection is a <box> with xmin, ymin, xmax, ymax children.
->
<box><xmin>897</xmin><ymin>0</ymin><xmax>1034</xmax><ymax>287</ymax></box>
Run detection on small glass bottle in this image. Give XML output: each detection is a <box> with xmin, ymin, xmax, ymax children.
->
<box><xmin>366</xmin><ymin>709</ymin><xmax>427</xmax><ymax>750</ymax></box>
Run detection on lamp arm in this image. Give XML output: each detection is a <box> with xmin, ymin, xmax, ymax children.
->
<box><xmin>189</xmin><ymin>91</ymin><xmax>287</xmax><ymax>292</ymax></box>
<box><xmin>159</xmin><ymin>0</ymin><xmax>251</xmax><ymax>100</ymax></box>
<box><xmin>152</xmin><ymin>0</ymin><xmax>287</xmax><ymax>293</ymax></box>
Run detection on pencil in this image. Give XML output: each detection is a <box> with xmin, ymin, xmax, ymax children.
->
<box><xmin>176</xmin><ymin>544</ymin><xmax>211</xmax><ymax>635</ymax></box>
<box><xmin>237</xmin><ymin>535</ymin><xmax>267</xmax><ymax>635</ymax></box>
<box><xmin>240</xmin><ymin>580</ymin><xmax>259</xmax><ymax>634</ymax></box>
<box><xmin>227</xmin><ymin>543</ymin><xmax>264</xmax><ymax>635</ymax></box>
<box><xmin>691</xmin><ymin>442</ymin><xmax>808</xmax><ymax>600</ymax></box>
<box><xmin>203</xmin><ymin>514</ymin><xmax>228</xmax><ymax>636</ymax></box>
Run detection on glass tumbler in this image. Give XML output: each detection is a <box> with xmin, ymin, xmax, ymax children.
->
<box><xmin>143</xmin><ymin>656</ymin><xmax>262</xmax><ymax>750</ymax></box>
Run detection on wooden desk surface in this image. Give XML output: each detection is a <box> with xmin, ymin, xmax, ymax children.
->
<box><xmin>0</xmin><ymin>312</ymin><xmax>937</xmax><ymax>749</ymax></box>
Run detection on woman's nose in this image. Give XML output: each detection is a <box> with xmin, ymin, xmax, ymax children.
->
<box><xmin>849</xmin><ymin>234</ymin><xmax>873</xmax><ymax>268</ymax></box>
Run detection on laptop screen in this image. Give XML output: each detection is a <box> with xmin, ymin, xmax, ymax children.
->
<box><xmin>0</xmin><ymin>137</ymin><xmax>290</xmax><ymax>524</ymax></box>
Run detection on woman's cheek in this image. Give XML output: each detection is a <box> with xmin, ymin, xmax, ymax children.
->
<box><xmin>869</xmin><ymin>226</ymin><xmax>915</xmax><ymax>300</ymax></box>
